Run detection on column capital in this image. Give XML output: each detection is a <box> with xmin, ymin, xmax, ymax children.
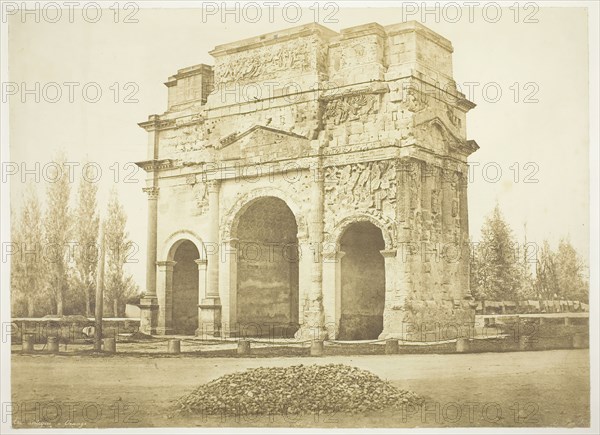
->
<box><xmin>323</xmin><ymin>250</ymin><xmax>345</xmax><ymax>261</ymax></box>
<box><xmin>143</xmin><ymin>186</ymin><xmax>159</xmax><ymax>199</ymax></box>
<box><xmin>380</xmin><ymin>249</ymin><xmax>397</xmax><ymax>258</ymax></box>
<box><xmin>207</xmin><ymin>179</ymin><xmax>220</xmax><ymax>193</ymax></box>
<box><xmin>194</xmin><ymin>258</ymin><xmax>208</xmax><ymax>269</ymax></box>
<box><xmin>156</xmin><ymin>260</ymin><xmax>176</xmax><ymax>270</ymax></box>
<box><xmin>297</xmin><ymin>232</ymin><xmax>309</xmax><ymax>242</ymax></box>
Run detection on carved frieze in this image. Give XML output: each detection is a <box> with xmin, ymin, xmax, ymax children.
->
<box><xmin>213</xmin><ymin>39</ymin><xmax>321</xmax><ymax>86</ymax></box>
<box><xmin>323</xmin><ymin>160</ymin><xmax>397</xmax><ymax>246</ymax></box>
<box><xmin>183</xmin><ymin>174</ymin><xmax>209</xmax><ymax>214</ymax></box>
<box><xmin>431</xmin><ymin>188</ymin><xmax>440</xmax><ymax>213</ymax></box>
<box><xmin>193</xmin><ymin>181</ymin><xmax>209</xmax><ymax>214</ymax></box>
<box><xmin>403</xmin><ymin>87</ymin><xmax>428</xmax><ymax>112</ymax></box>
<box><xmin>323</xmin><ymin>93</ymin><xmax>379</xmax><ymax>125</ymax></box>
<box><xmin>324</xmin><ymin>160</ymin><xmax>396</xmax><ymax>212</ymax></box>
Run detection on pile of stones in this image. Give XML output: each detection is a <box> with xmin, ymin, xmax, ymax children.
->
<box><xmin>176</xmin><ymin>363</ymin><xmax>422</xmax><ymax>415</ymax></box>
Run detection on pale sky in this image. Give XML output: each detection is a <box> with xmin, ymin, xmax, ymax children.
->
<box><xmin>7</xmin><ymin>5</ymin><xmax>591</xmax><ymax>289</ymax></box>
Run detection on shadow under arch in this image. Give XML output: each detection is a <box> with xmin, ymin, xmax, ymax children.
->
<box><xmin>228</xmin><ymin>195</ymin><xmax>301</xmax><ymax>338</ymax></box>
<box><xmin>159</xmin><ymin>230</ymin><xmax>207</xmax><ymax>335</ymax></box>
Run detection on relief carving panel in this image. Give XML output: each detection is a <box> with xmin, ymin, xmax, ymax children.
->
<box><xmin>323</xmin><ymin>93</ymin><xmax>379</xmax><ymax>125</ymax></box>
<box><xmin>323</xmin><ymin>160</ymin><xmax>397</xmax><ymax>246</ymax></box>
<box><xmin>214</xmin><ymin>38</ymin><xmax>326</xmax><ymax>86</ymax></box>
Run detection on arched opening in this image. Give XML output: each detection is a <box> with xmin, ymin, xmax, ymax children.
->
<box><xmin>172</xmin><ymin>240</ymin><xmax>200</xmax><ymax>335</ymax></box>
<box><xmin>338</xmin><ymin>221</ymin><xmax>385</xmax><ymax>340</ymax></box>
<box><xmin>235</xmin><ymin>197</ymin><xmax>299</xmax><ymax>338</ymax></box>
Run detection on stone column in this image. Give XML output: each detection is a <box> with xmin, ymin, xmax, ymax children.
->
<box><xmin>199</xmin><ymin>180</ymin><xmax>222</xmax><ymax>337</ymax></box>
<box><xmin>322</xmin><ymin>250</ymin><xmax>345</xmax><ymax>339</ymax></box>
<box><xmin>296</xmin><ymin>158</ymin><xmax>326</xmax><ymax>340</ymax></box>
<box><xmin>194</xmin><ymin>259</ymin><xmax>208</xmax><ymax>336</ymax></box>
<box><xmin>458</xmin><ymin>169</ymin><xmax>477</xmax><ymax>325</ymax></box>
<box><xmin>140</xmin><ymin>186</ymin><xmax>159</xmax><ymax>334</ymax></box>
<box><xmin>220</xmin><ymin>238</ymin><xmax>238</xmax><ymax>337</ymax></box>
<box><xmin>440</xmin><ymin>168</ymin><xmax>456</xmax><ymax>301</ymax></box>
<box><xmin>458</xmin><ymin>170</ymin><xmax>472</xmax><ymax>299</ymax></box>
<box><xmin>156</xmin><ymin>260</ymin><xmax>176</xmax><ymax>335</ymax></box>
<box><xmin>379</xmin><ymin>249</ymin><xmax>399</xmax><ymax>339</ymax></box>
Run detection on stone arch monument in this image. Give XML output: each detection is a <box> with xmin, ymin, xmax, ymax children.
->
<box><xmin>136</xmin><ymin>21</ymin><xmax>479</xmax><ymax>339</ymax></box>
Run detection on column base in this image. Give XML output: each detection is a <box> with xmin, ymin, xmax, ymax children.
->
<box><xmin>139</xmin><ymin>296</ymin><xmax>159</xmax><ymax>335</ymax></box>
<box><xmin>379</xmin><ymin>299</ymin><xmax>476</xmax><ymax>341</ymax></box>
<box><xmin>294</xmin><ymin>310</ymin><xmax>329</xmax><ymax>341</ymax></box>
<box><xmin>197</xmin><ymin>298</ymin><xmax>222</xmax><ymax>338</ymax></box>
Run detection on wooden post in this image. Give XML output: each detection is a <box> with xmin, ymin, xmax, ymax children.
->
<box><xmin>168</xmin><ymin>339</ymin><xmax>181</xmax><ymax>354</ymax></box>
<box><xmin>22</xmin><ymin>334</ymin><xmax>34</xmax><ymax>353</ymax></box>
<box><xmin>456</xmin><ymin>338</ymin><xmax>470</xmax><ymax>353</ymax></box>
<box><xmin>310</xmin><ymin>340</ymin><xmax>324</xmax><ymax>356</ymax></box>
<box><xmin>103</xmin><ymin>337</ymin><xmax>116</xmax><ymax>353</ymax></box>
<box><xmin>94</xmin><ymin>227</ymin><xmax>105</xmax><ymax>352</ymax></box>
<box><xmin>47</xmin><ymin>336</ymin><xmax>59</xmax><ymax>353</ymax></box>
<box><xmin>385</xmin><ymin>339</ymin><xmax>399</xmax><ymax>354</ymax></box>
<box><xmin>572</xmin><ymin>333</ymin><xmax>587</xmax><ymax>349</ymax></box>
<box><xmin>237</xmin><ymin>339</ymin><xmax>251</xmax><ymax>355</ymax></box>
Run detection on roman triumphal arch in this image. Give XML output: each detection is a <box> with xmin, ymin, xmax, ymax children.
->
<box><xmin>136</xmin><ymin>21</ymin><xmax>479</xmax><ymax>339</ymax></box>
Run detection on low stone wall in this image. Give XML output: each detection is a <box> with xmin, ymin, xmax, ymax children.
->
<box><xmin>394</xmin><ymin>329</ymin><xmax>587</xmax><ymax>354</ymax></box>
<box><xmin>464</xmin><ymin>335</ymin><xmax>574</xmax><ymax>353</ymax></box>
<box><xmin>397</xmin><ymin>342</ymin><xmax>456</xmax><ymax>354</ymax></box>
<box><xmin>490</xmin><ymin>318</ymin><xmax>588</xmax><ymax>341</ymax></box>
<box><xmin>10</xmin><ymin>318</ymin><xmax>141</xmax><ymax>344</ymax></box>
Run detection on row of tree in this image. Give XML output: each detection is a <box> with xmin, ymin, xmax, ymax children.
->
<box><xmin>470</xmin><ymin>206</ymin><xmax>588</xmax><ymax>303</ymax></box>
<box><xmin>11</xmin><ymin>152</ymin><xmax>138</xmax><ymax>318</ymax></box>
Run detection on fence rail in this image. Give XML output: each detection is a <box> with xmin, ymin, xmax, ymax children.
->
<box><xmin>476</xmin><ymin>300</ymin><xmax>589</xmax><ymax>315</ymax></box>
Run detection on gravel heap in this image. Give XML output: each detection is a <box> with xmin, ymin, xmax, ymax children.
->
<box><xmin>177</xmin><ymin>363</ymin><xmax>422</xmax><ymax>415</ymax></box>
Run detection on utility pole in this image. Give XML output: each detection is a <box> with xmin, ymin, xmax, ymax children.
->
<box><xmin>94</xmin><ymin>225</ymin><xmax>105</xmax><ymax>352</ymax></box>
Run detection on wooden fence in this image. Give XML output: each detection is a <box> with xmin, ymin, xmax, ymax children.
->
<box><xmin>476</xmin><ymin>300</ymin><xmax>589</xmax><ymax>315</ymax></box>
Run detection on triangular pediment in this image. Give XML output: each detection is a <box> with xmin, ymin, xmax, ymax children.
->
<box><xmin>414</xmin><ymin>117</ymin><xmax>477</xmax><ymax>156</ymax></box>
<box><xmin>415</xmin><ymin>117</ymin><xmax>461</xmax><ymax>146</ymax></box>
<box><xmin>217</xmin><ymin>125</ymin><xmax>311</xmax><ymax>162</ymax></box>
<box><xmin>218</xmin><ymin>125</ymin><xmax>308</xmax><ymax>148</ymax></box>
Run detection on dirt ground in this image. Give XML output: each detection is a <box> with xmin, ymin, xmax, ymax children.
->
<box><xmin>10</xmin><ymin>349</ymin><xmax>589</xmax><ymax>428</ymax></box>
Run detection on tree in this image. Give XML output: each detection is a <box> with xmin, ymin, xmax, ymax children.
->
<box><xmin>73</xmin><ymin>164</ymin><xmax>99</xmax><ymax>316</ymax></box>
<box><xmin>12</xmin><ymin>183</ymin><xmax>47</xmax><ymax>317</ymax></box>
<box><xmin>534</xmin><ymin>240</ymin><xmax>559</xmax><ymax>300</ymax></box>
<box><xmin>470</xmin><ymin>205</ymin><xmax>524</xmax><ymax>300</ymax></box>
<box><xmin>555</xmin><ymin>238</ymin><xmax>588</xmax><ymax>302</ymax></box>
<box><xmin>44</xmin><ymin>153</ymin><xmax>72</xmax><ymax>316</ymax></box>
<box><xmin>11</xmin><ymin>209</ymin><xmax>24</xmax><ymax>316</ymax></box>
<box><xmin>517</xmin><ymin>222</ymin><xmax>537</xmax><ymax>300</ymax></box>
<box><xmin>534</xmin><ymin>239</ymin><xmax>588</xmax><ymax>303</ymax></box>
<box><xmin>103</xmin><ymin>189</ymin><xmax>137</xmax><ymax>317</ymax></box>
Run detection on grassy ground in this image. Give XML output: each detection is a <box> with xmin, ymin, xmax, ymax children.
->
<box><xmin>10</xmin><ymin>349</ymin><xmax>589</xmax><ymax>428</ymax></box>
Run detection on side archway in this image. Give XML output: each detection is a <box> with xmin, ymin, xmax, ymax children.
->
<box><xmin>162</xmin><ymin>230</ymin><xmax>207</xmax><ymax>262</ymax></box>
<box><xmin>337</xmin><ymin>221</ymin><xmax>386</xmax><ymax>340</ymax></box>
<box><xmin>159</xmin><ymin>230</ymin><xmax>207</xmax><ymax>335</ymax></box>
<box><xmin>332</xmin><ymin>213</ymin><xmax>395</xmax><ymax>250</ymax></box>
<box><xmin>328</xmin><ymin>215</ymin><xmax>394</xmax><ymax>340</ymax></box>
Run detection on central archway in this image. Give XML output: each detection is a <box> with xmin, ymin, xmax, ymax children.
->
<box><xmin>338</xmin><ymin>221</ymin><xmax>386</xmax><ymax>340</ymax></box>
<box><xmin>234</xmin><ymin>196</ymin><xmax>299</xmax><ymax>338</ymax></box>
